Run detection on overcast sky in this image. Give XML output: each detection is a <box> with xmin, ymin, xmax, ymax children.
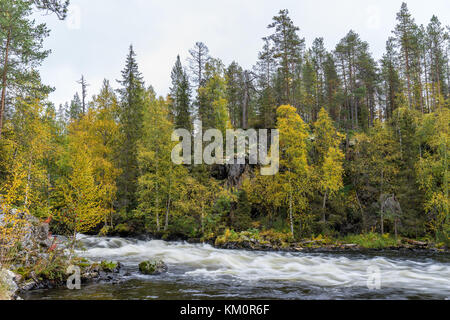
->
<box><xmin>35</xmin><ymin>0</ymin><xmax>450</xmax><ymax>107</ymax></box>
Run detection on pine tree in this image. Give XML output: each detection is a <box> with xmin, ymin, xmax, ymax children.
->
<box><xmin>311</xmin><ymin>38</ymin><xmax>327</xmax><ymax>118</ymax></box>
<box><xmin>31</xmin><ymin>0</ymin><xmax>70</xmax><ymax>20</ymax></box>
<box><xmin>393</xmin><ymin>2</ymin><xmax>419</xmax><ymax>109</ymax></box>
<box><xmin>323</xmin><ymin>53</ymin><xmax>342</xmax><ymax>123</ymax></box>
<box><xmin>427</xmin><ymin>15</ymin><xmax>448</xmax><ymax>111</ymax></box>
<box><xmin>188</xmin><ymin>42</ymin><xmax>210</xmax><ymax>91</ymax></box>
<box><xmin>254</xmin><ymin>39</ymin><xmax>277</xmax><ymax>128</ymax></box>
<box><xmin>381</xmin><ymin>38</ymin><xmax>402</xmax><ymax>120</ymax></box>
<box><xmin>0</xmin><ymin>0</ymin><xmax>51</xmax><ymax>138</ymax></box>
<box><xmin>334</xmin><ymin>30</ymin><xmax>377</xmax><ymax>130</ymax></box>
<box><xmin>301</xmin><ymin>52</ymin><xmax>318</xmax><ymax>122</ymax></box>
<box><xmin>265</xmin><ymin>9</ymin><xmax>304</xmax><ymax>105</ymax></box>
<box><xmin>225</xmin><ymin>62</ymin><xmax>245</xmax><ymax>128</ymax></box>
<box><xmin>197</xmin><ymin>59</ymin><xmax>229</xmax><ymax>134</ymax></box>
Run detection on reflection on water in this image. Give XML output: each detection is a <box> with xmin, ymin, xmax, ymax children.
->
<box><xmin>23</xmin><ymin>235</ymin><xmax>450</xmax><ymax>300</ymax></box>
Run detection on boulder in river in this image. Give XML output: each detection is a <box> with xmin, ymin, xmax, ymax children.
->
<box><xmin>138</xmin><ymin>260</ymin><xmax>168</xmax><ymax>275</ymax></box>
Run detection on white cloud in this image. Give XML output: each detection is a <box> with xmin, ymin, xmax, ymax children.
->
<box><xmin>36</xmin><ymin>0</ymin><xmax>450</xmax><ymax>107</ymax></box>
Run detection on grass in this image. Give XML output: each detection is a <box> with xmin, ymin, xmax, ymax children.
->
<box><xmin>339</xmin><ymin>232</ymin><xmax>400</xmax><ymax>249</ymax></box>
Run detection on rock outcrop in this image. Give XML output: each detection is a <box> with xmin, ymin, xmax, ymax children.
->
<box><xmin>0</xmin><ymin>269</ymin><xmax>20</xmax><ymax>300</ymax></box>
<box><xmin>0</xmin><ymin>208</ymin><xmax>56</xmax><ymax>269</ymax></box>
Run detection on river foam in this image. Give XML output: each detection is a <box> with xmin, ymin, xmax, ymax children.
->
<box><xmin>76</xmin><ymin>235</ymin><xmax>450</xmax><ymax>297</ymax></box>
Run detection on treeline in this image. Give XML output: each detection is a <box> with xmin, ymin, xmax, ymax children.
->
<box><xmin>0</xmin><ymin>1</ymin><xmax>448</xmax><ymax>243</ymax></box>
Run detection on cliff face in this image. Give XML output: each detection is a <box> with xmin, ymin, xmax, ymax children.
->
<box><xmin>0</xmin><ymin>208</ymin><xmax>55</xmax><ymax>265</ymax></box>
<box><xmin>210</xmin><ymin>160</ymin><xmax>251</xmax><ymax>190</ymax></box>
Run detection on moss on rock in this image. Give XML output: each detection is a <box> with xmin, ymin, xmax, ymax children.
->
<box><xmin>138</xmin><ymin>260</ymin><xmax>167</xmax><ymax>275</ymax></box>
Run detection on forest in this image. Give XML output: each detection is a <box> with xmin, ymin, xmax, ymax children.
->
<box><xmin>0</xmin><ymin>0</ymin><xmax>448</xmax><ymax>259</ymax></box>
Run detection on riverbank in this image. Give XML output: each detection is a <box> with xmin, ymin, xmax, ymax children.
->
<box><xmin>0</xmin><ymin>209</ymin><xmax>128</xmax><ymax>300</ymax></box>
<box><xmin>1</xmin><ymin>259</ymin><xmax>132</xmax><ymax>300</ymax></box>
<box><xmin>106</xmin><ymin>228</ymin><xmax>449</xmax><ymax>255</ymax></box>
<box><xmin>204</xmin><ymin>229</ymin><xmax>448</xmax><ymax>254</ymax></box>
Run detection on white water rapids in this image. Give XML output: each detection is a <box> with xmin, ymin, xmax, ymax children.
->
<box><xmin>70</xmin><ymin>235</ymin><xmax>450</xmax><ymax>299</ymax></box>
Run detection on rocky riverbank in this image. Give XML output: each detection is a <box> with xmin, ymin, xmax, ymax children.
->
<box><xmin>1</xmin><ymin>261</ymin><xmax>128</xmax><ymax>300</ymax></box>
<box><xmin>211</xmin><ymin>229</ymin><xmax>448</xmax><ymax>254</ymax></box>
<box><xmin>0</xmin><ymin>208</ymin><xmax>129</xmax><ymax>300</ymax></box>
<box><xmin>214</xmin><ymin>238</ymin><xmax>448</xmax><ymax>254</ymax></box>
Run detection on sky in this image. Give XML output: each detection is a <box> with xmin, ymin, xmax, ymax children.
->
<box><xmin>35</xmin><ymin>0</ymin><xmax>450</xmax><ymax>107</ymax></box>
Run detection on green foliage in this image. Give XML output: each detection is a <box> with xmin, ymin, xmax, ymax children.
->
<box><xmin>197</xmin><ymin>59</ymin><xmax>229</xmax><ymax>134</ymax></box>
<box><xmin>340</xmin><ymin>233</ymin><xmax>400</xmax><ymax>249</ymax></box>
<box><xmin>232</xmin><ymin>190</ymin><xmax>252</xmax><ymax>232</ymax></box>
<box><xmin>215</xmin><ymin>228</ymin><xmax>294</xmax><ymax>248</ymax></box>
<box><xmin>100</xmin><ymin>261</ymin><xmax>118</xmax><ymax>272</ymax></box>
<box><xmin>14</xmin><ymin>253</ymin><xmax>70</xmax><ymax>282</ymax></box>
<box><xmin>116</xmin><ymin>45</ymin><xmax>146</xmax><ymax>213</ymax></box>
<box><xmin>170</xmin><ymin>55</ymin><xmax>192</xmax><ymax>131</ymax></box>
<box><xmin>138</xmin><ymin>260</ymin><xmax>166</xmax><ymax>275</ymax></box>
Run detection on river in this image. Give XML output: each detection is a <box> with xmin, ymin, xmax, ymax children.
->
<box><xmin>22</xmin><ymin>235</ymin><xmax>450</xmax><ymax>300</ymax></box>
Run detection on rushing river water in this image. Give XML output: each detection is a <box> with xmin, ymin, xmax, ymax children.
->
<box><xmin>23</xmin><ymin>235</ymin><xmax>450</xmax><ymax>300</ymax></box>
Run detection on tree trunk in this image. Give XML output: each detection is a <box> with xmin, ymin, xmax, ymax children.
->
<box><xmin>289</xmin><ymin>193</ymin><xmax>294</xmax><ymax>239</ymax></box>
<box><xmin>24</xmin><ymin>159</ymin><xmax>32</xmax><ymax>208</ymax></box>
<box><xmin>394</xmin><ymin>218</ymin><xmax>398</xmax><ymax>240</ymax></box>
<box><xmin>424</xmin><ymin>53</ymin><xmax>430</xmax><ymax>113</ymax></box>
<box><xmin>288</xmin><ymin>171</ymin><xmax>294</xmax><ymax>239</ymax></box>
<box><xmin>355</xmin><ymin>191</ymin><xmax>366</xmax><ymax>233</ymax></box>
<box><xmin>201</xmin><ymin>207</ymin><xmax>205</xmax><ymax>235</ymax></box>
<box><xmin>322</xmin><ymin>190</ymin><xmax>328</xmax><ymax>222</ymax></box>
<box><xmin>417</xmin><ymin>59</ymin><xmax>424</xmax><ymax>114</ymax></box>
<box><xmin>405</xmin><ymin>45</ymin><xmax>413</xmax><ymax>109</ymax></box>
<box><xmin>242</xmin><ymin>71</ymin><xmax>249</xmax><ymax>129</ymax></box>
<box><xmin>0</xmin><ymin>28</ymin><xmax>12</xmax><ymax>138</ymax></box>
<box><xmin>156</xmin><ymin>184</ymin><xmax>160</xmax><ymax>232</ymax></box>
<box><xmin>164</xmin><ymin>196</ymin><xmax>170</xmax><ymax>232</ymax></box>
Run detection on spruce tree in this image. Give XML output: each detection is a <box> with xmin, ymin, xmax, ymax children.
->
<box><xmin>116</xmin><ymin>45</ymin><xmax>145</xmax><ymax>212</ymax></box>
<box><xmin>66</xmin><ymin>93</ymin><xmax>82</xmax><ymax>121</ymax></box>
<box><xmin>169</xmin><ymin>55</ymin><xmax>192</xmax><ymax>132</ymax></box>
